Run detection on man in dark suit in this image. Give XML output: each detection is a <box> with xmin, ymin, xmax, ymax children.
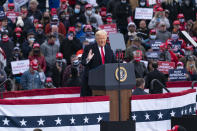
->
<box><xmin>145</xmin><ymin>61</ymin><xmax>167</xmax><ymax>94</ymax></box>
<box><xmin>81</xmin><ymin>30</ymin><xmax>116</xmax><ymax>96</ymax></box>
<box><xmin>132</xmin><ymin>78</ymin><xmax>148</xmax><ymax>95</ymax></box>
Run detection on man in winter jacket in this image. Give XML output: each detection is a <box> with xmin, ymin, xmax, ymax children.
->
<box><xmin>84</xmin><ymin>4</ymin><xmax>103</xmax><ymax>26</ymax></box>
<box><xmin>70</xmin><ymin>3</ymin><xmax>86</xmax><ymax>26</ymax></box>
<box><xmin>60</xmin><ymin>27</ymin><xmax>82</xmax><ymax>64</ymax></box>
<box><xmin>40</xmin><ymin>34</ymin><xmax>59</xmax><ymax>76</ymax></box>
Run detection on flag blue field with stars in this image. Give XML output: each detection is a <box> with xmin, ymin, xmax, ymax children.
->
<box><xmin>0</xmin><ymin>96</ymin><xmax>109</xmax><ymax>131</ymax></box>
<box><xmin>131</xmin><ymin>89</ymin><xmax>196</xmax><ymax>131</ymax></box>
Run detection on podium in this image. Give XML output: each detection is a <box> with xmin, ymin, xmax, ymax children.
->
<box><xmin>89</xmin><ymin>63</ymin><xmax>136</xmax><ymax>121</ymax></box>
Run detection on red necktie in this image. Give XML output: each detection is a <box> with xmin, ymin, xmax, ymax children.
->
<box><xmin>101</xmin><ymin>47</ymin><xmax>105</xmax><ymax>64</ymax></box>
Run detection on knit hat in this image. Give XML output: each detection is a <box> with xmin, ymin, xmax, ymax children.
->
<box><xmin>127</xmin><ymin>22</ymin><xmax>136</xmax><ymax>30</ymax></box>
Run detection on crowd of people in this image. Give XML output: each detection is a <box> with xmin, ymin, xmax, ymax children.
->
<box><xmin>0</xmin><ymin>0</ymin><xmax>196</xmax><ymax>96</ymax></box>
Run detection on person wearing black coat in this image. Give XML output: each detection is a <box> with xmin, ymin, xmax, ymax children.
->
<box><xmin>66</xmin><ymin>67</ymin><xmax>82</xmax><ymax>87</ymax></box>
<box><xmin>70</xmin><ymin>3</ymin><xmax>86</xmax><ymax>26</ymax></box>
<box><xmin>52</xmin><ymin>56</ymin><xmax>66</xmax><ymax>88</ymax></box>
<box><xmin>161</xmin><ymin>0</ymin><xmax>180</xmax><ymax>26</ymax></box>
<box><xmin>180</xmin><ymin>0</ymin><xmax>196</xmax><ymax>21</ymax></box>
<box><xmin>132</xmin><ymin>78</ymin><xmax>148</xmax><ymax>95</ymax></box>
<box><xmin>81</xmin><ymin>30</ymin><xmax>116</xmax><ymax>96</ymax></box>
<box><xmin>114</xmin><ymin>0</ymin><xmax>132</xmax><ymax>35</ymax></box>
<box><xmin>27</xmin><ymin>0</ymin><xmax>42</xmax><ymax>21</ymax></box>
<box><xmin>0</xmin><ymin>32</ymin><xmax>14</xmax><ymax>76</ymax></box>
<box><xmin>132</xmin><ymin>60</ymin><xmax>148</xmax><ymax>78</ymax></box>
<box><xmin>145</xmin><ymin>62</ymin><xmax>167</xmax><ymax>94</ymax></box>
<box><xmin>60</xmin><ymin>32</ymin><xmax>82</xmax><ymax>65</ymax></box>
<box><xmin>0</xmin><ymin>32</ymin><xmax>14</xmax><ymax>64</ymax></box>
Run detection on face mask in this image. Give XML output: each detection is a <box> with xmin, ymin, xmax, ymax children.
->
<box><xmin>53</xmin><ymin>32</ymin><xmax>58</xmax><ymax>37</ymax></box>
<box><xmin>44</xmin><ymin>17</ymin><xmax>50</xmax><ymax>22</ymax></box>
<box><xmin>65</xmin><ymin>15</ymin><xmax>69</xmax><ymax>20</ymax></box>
<box><xmin>48</xmin><ymin>40</ymin><xmax>55</xmax><ymax>45</ymax></box>
<box><xmin>33</xmin><ymin>50</ymin><xmax>40</xmax><ymax>55</ymax></box>
<box><xmin>14</xmin><ymin>53</ymin><xmax>20</xmax><ymax>57</ymax></box>
<box><xmin>179</xmin><ymin>18</ymin><xmax>184</xmax><ymax>23</ymax></box>
<box><xmin>91</xmin><ymin>23</ymin><xmax>98</xmax><ymax>28</ymax></box>
<box><xmin>171</xmin><ymin>34</ymin><xmax>179</xmax><ymax>40</ymax></box>
<box><xmin>37</xmin><ymin>30</ymin><xmax>43</xmax><ymax>35</ymax></box>
<box><xmin>86</xmin><ymin>10</ymin><xmax>92</xmax><ymax>15</ymax></box>
<box><xmin>2</xmin><ymin>35</ymin><xmax>9</xmax><ymax>42</ymax></box>
<box><xmin>140</xmin><ymin>2</ymin><xmax>146</xmax><ymax>6</ymax></box>
<box><xmin>81</xmin><ymin>0</ymin><xmax>87</xmax><ymax>3</ymax></box>
<box><xmin>74</xmin><ymin>8</ymin><xmax>80</xmax><ymax>14</ymax></box>
<box><xmin>121</xmin><ymin>0</ymin><xmax>127</xmax><ymax>3</ymax></box>
<box><xmin>28</xmin><ymin>37</ymin><xmax>35</xmax><ymax>43</ymax></box>
<box><xmin>86</xmin><ymin>31</ymin><xmax>92</xmax><ymax>36</ymax></box>
<box><xmin>46</xmin><ymin>82</ymin><xmax>53</xmax><ymax>87</ymax></box>
<box><xmin>75</xmin><ymin>27</ymin><xmax>80</xmax><ymax>32</ymax></box>
<box><xmin>61</xmin><ymin>14</ymin><xmax>66</xmax><ymax>19</ymax></box>
<box><xmin>16</xmin><ymin>33</ymin><xmax>21</xmax><ymax>38</ymax></box>
<box><xmin>177</xmin><ymin>66</ymin><xmax>183</xmax><ymax>69</ymax></box>
<box><xmin>72</xmin><ymin>60</ymin><xmax>80</xmax><ymax>67</ymax></box>
<box><xmin>185</xmin><ymin>0</ymin><xmax>190</xmax><ymax>6</ymax></box>
<box><xmin>150</xmin><ymin>35</ymin><xmax>156</xmax><ymax>40</ymax></box>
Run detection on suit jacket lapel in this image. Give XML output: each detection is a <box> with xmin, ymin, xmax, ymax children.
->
<box><xmin>94</xmin><ymin>43</ymin><xmax>102</xmax><ymax>64</ymax></box>
<box><xmin>104</xmin><ymin>45</ymin><xmax>109</xmax><ymax>63</ymax></box>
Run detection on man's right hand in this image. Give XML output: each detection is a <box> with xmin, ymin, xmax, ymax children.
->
<box><xmin>87</xmin><ymin>49</ymin><xmax>94</xmax><ymax>62</ymax></box>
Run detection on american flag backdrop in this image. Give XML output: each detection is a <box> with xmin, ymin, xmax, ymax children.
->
<box><xmin>0</xmin><ymin>96</ymin><xmax>109</xmax><ymax>131</ymax></box>
<box><xmin>3</xmin><ymin>87</ymin><xmax>81</xmax><ymax>100</ymax></box>
<box><xmin>131</xmin><ymin>89</ymin><xmax>196</xmax><ymax>131</ymax></box>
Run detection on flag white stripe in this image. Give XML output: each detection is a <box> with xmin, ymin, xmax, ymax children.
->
<box><xmin>5</xmin><ymin>94</ymin><xmax>80</xmax><ymax>100</ymax></box>
<box><xmin>0</xmin><ymin>101</ymin><xmax>109</xmax><ymax>116</ymax></box>
<box><xmin>136</xmin><ymin>120</ymin><xmax>171</xmax><ymax>131</ymax></box>
<box><xmin>0</xmin><ymin>125</ymin><xmax>100</xmax><ymax>131</ymax></box>
<box><xmin>132</xmin><ymin>92</ymin><xmax>196</xmax><ymax>111</ymax></box>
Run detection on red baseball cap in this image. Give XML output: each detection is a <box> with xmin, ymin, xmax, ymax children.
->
<box><xmin>36</xmin><ymin>24</ymin><xmax>43</xmax><ymax>29</ymax></box>
<box><xmin>14</xmin><ymin>27</ymin><xmax>22</xmax><ymax>32</ymax></box>
<box><xmin>46</xmin><ymin>77</ymin><xmax>52</xmax><ymax>83</ymax></box>
<box><xmin>85</xmin><ymin>4</ymin><xmax>92</xmax><ymax>9</ymax></box>
<box><xmin>157</xmin><ymin>7</ymin><xmax>163</xmax><ymax>12</ymax></box>
<box><xmin>30</xmin><ymin>59</ymin><xmax>38</xmax><ymax>70</ymax></box>
<box><xmin>56</xmin><ymin>52</ymin><xmax>63</xmax><ymax>59</ymax></box>
<box><xmin>51</xmin><ymin>8</ymin><xmax>57</xmax><ymax>16</ymax></box>
<box><xmin>76</xmin><ymin>49</ymin><xmax>83</xmax><ymax>58</ymax></box>
<box><xmin>173</xmin><ymin>20</ymin><xmax>180</xmax><ymax>25</ymax></box>
<box><xmin>33</xmin><ymin>19</ymin><xmax>39</xmax><ymax>23</ymax></box>
<box><xmin>61</xmin><ymin>0</ymin><xmax>67</xmax><ymax>2</ymax></box>
<box><xmin>33</xmin><ymin>43</ymin><xmax>40</xmax><ymax>49</ymax></box>
<box><xmin>150</xmin><ymin>29</ymin><xmax>156</xmax><ymax>34</ymax></box>
<box><xmin>106</xmin><ymin>17</ymin><xmax>112</xmax><ymax>23</ymax></box>
<box><xmin>68</xmin><ymin>27</ymin><xmax>75</xmax><ymax>33</ymax></box>
<box><xmin>8</xmin><ymin>3</ymin><xmax>14</xmax><ymax>8</ymax></box>
<box><xmin>177</xmin><ymin>13</ymin><xmax>184</xmax><ymax>19</ymax></box>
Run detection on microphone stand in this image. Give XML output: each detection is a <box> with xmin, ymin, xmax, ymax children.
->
<box><xmin>116</xmin><ymin>49</ymin><xmax>122</xmax><ymax>121</ymax></box>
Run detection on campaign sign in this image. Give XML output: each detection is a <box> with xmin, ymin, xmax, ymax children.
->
<box><xmin>15</xmin><ymin>0</ymin><xmax>29</xmax><ymax>6</ymax></box>
<box><xmin>169</xmin><ymin>69</ymin><xmax>187</xmax><ymax>81</ymax></box>
<box><xmin>6</xmin><ymin>11</ymin><xmax>19</xmax><ymax>23</ymax></box>
<box><xmin>11</xmin><ymin>60</ymin><xmax>30</xmax><ymax>75</ymax></box>
<box><xmin>158</xmin><ymin>61</ymin><xmax>175</xmax><ymax>74</ymax></box>
<box><xmin>151</xmin><ymin>41</ymin><xmax>162</xmax><ymax>51</ymax></box>
<box><xmin>135</xmin><ymin>8</ymin><xmax>153</xmax><ymax>20</ymax></box>
<box><xmin>149</xmin><ymin>0</ymin><xmax>157</xmax><ymax>5</ymax></box>
<box><xmin>146</xmin><ymin>51</ymin><xmax>161</xmax><ymax>60</ymax></box>
<box><xmin>0</xmin><ymin>7</ymin><xmax>5</xmax><ymax>19</ymax></box>
<box><xmin>99</xmin><ymin>24</ymin><xmax>117</xmax><ymax>37</ymax></box>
